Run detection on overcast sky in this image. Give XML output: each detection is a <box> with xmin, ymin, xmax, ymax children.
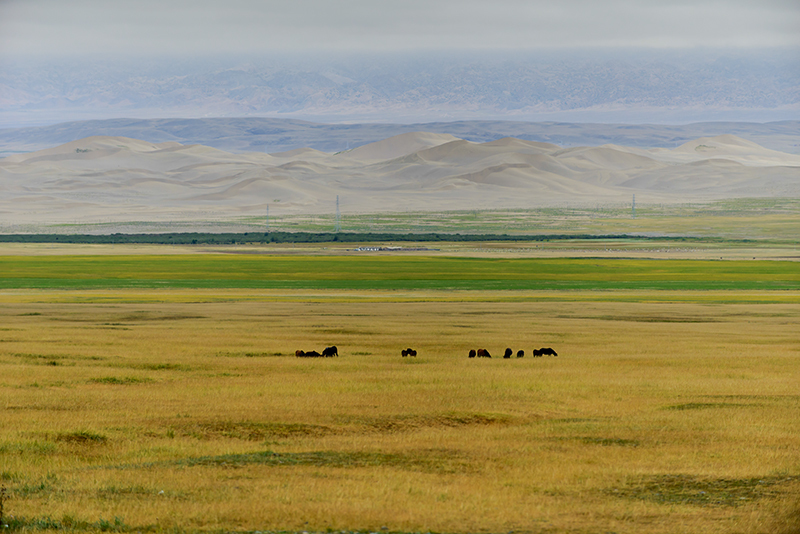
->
<box><xmin>1</xmin><ymin>0</ymin><xmax>798</xmax><ymax>57</ymax></box>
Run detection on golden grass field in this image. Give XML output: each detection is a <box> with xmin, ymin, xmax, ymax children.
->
<box><xmin>1</xmin><ymin>244</ymin><xmax>799</xmax><ymax>534</ymax></box>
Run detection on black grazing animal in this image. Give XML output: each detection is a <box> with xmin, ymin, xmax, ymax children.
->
<box><xmin>295</xmin><ymin>350</ymin><xmax>305</xmax><ymax>357</ymax></box>
<box><xmin>533</xmin><ymin>349</ymin><xmax>542</xmax><ymax>357</ymax></box>
<box><xmin>468</xmin><ymin>349</ymin><xmax>476</xmax><ymax>358</ymax></box>
<box><xmin>401</xmin><ymin>348</ymin><xmax>417</xmax><ymax>357</ymax></box>
<box><xmin>477</xmin><ymin>348</ymin><xmax>491</xmax><ymax>358</ymax></box>
<box><xmin>538</xmin><ymin>347</ymin><xmax>558</xmax><ymax>356</ymax></box>
<box><xmin>322</xmin><ymin>346</ymin><xmax>338</xmax><ymax>357</ymax></box>
<box><xmin>304</xmin><ymin>350</ymin><xmax>322</xmax><ymax>358</ymax></box>
<box><xmin>504</xmin><ymin>348</ymin><xmax>513</xmax><ymax>359</ymax></box>
<box><xmin>517</xmin><ymin>350</ymin><xmax>524</xmax><ymax>358</ymax></box>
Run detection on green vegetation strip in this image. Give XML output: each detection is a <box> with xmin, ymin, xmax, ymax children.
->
<box><xmin>112</xmin><ymin>449</ymin><xmax>471</xmax><ymax>475</ymax></box>
<box><xmin>609</xmin><ymin>474</ymin><xmax>796</xmax><ymax>507</ymax></box>
<box><xmin>0</xmin><ymin>256</ymin><xmax>798</xmax><ymax>291</ymax></box>
<box><xmin>2</xmin><ymin>516</ymin><xmax>133</xmax><ymax>533</ymax></box>
<box><xmin>182</xmin><ymin>450</ymin><xmax>467</xmax><ymax>472</ymax></box>
<box><xmin>0</xmin><ymin>232</ymin><xmax>744</xmax><ymax>244</ymax></box>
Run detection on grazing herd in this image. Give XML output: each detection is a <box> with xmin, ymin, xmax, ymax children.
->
<box><xmin>295</xmin><ymin>346</ymin><xmax>338</xmax><ymax>358</ymax></box>
<box><xmin>469</xmin><ymin>347</ymin><xmax>557</xmax><ymax>358</ymax></box>
<box><xmin>295</xmin><ymin>345</ymin><xmax>559</xmax><ymax>358</ymax></box>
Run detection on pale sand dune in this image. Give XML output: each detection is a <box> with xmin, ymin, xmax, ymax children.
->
<box><xmin>2</xmin><ymin>137</ymin><xmax>180</xmax><ymax>164</ymax></box>
<box><xmin>269</xmin><ymin>147</ymin><xmax>331</xmax><ymax>160</ymax></box>
<box><xmin>342</xmin><ymin>132</ymin><xmax>460</xmax><ymax>161</ymax></box>
<box><xmin>687</xmin><ymin>159</ymin><xmax>746</xmax><ymax>168</ymax></box>
<box><xmin>1</xmin><ymin>133</ymin><xmax>798</xmax><ymax>225</ymax></box>
<box><xmin>676</xmin><ymin>134</ymin><xmax>766</xmax><ymax>151</ymax></box>
<box><xmin>480</xmin><ymin>137</ymin><xmax>561</xmax><ymax>152</ymax></box>
<box><xmin>556</xmin><ymin>146</ymin><xmax>667</xmax><ymax>171</ymax></box>
<box><xmin>653</xmin><ymin>135</ymin><xmax>800</xmax><ymax>167</ymax></box>
<box><xmin>413</xmin><ymin>139</ymin><xmax>496</xmax><ymax>164</ymax></box>
<box><xmin>443</xmin><ymin>152</ymin><xmax>580</xmax><ymax>180</ymax></box>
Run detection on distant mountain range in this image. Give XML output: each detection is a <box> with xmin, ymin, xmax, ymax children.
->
<box><xmin>2</xmin><ymin>50</ymin><xmax>798</xmax><ymax>128</ymax></box>
<box><xmin>2</xmin><ymin>117</ymin><xmax>799</xmax><ymax>158</ymax></box>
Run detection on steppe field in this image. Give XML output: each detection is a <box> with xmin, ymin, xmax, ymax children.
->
<box><xmin>1</xmin><ymin>237</ymin><xmax>799</xmax><ymax>534</ymax></box>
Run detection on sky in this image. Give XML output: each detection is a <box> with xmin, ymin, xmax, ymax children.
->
<box><xmin>1</xmin><ymin>0</ymin><xmax>799</xmax><ymax>57</ymax></box>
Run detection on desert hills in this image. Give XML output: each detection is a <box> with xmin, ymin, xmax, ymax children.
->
<box><xmin>1</xmin><ymin>132</ymin><xmax>799</xmax><ymax>224</ymax></box>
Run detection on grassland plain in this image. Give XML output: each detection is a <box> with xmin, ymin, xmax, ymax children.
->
<box><xmin>8</xmin><ymin>198</ymin><xmax>800</xmax><ymax>241</ymax></box>
<box><xmin>1</xmin><ymin>254</ymin><xmax>799</xmax><ymax>292</ymax></box>
<box><xmin>1</xmin><ymin>247</ymin><xmax>800</xmax><ymax>534</ymax></box>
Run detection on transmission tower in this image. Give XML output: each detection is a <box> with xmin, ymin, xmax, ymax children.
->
<box><xmin>335</xmin><ymin>195</ymin><xmax>341</xmax><ymax>232</ymax></box>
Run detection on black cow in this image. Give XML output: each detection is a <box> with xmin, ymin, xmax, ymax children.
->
<box><xmin>517</xmin><ymin>350</ymin><xmax>524</xmax><ymax>358</ymax></box>
<box><xmin>533</xmin><ymin>349</ymin><xmax>542</xmax><ymax>357</ymax></box>
<box><xmin>401</xmin><ymin>348</ymin><xmax>417</xmax><ymax>357</ymax></box>
<box><xmin>468</xmin><ymin>349</ymin><xmax>476</xmax><ymax>358</ymax></box>
<box><xmin>295</xmin><ymin>350</ymin><xmax>305</xmax><ymax>357</ymax></box>
<box><xmin>477</xmin><ymin>348</ymin><xmax>491</xmax><ymax>358</ymax></box>
<box><xmin>304</xmin><ymin>350</ymin><xmax>322</xmax><ymax>358</ymax></box>
<box><xmin>538</xmin><ymin>347</ymin><xmax>558</xmax><ymax>356</ymax></box>
<box><xmin>322</xmin><ymin>346</ymin><xmax>338</xmax><ymax>357</ymax></box>
<box><xmin>504</xmin><ymin>348</ymin><xmax>512</xmax><ymax>359</ymax></box>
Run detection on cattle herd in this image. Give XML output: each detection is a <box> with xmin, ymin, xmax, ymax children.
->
<box><xmin>295</xmin><ymin>345</ymin><xmax>559</xmax><ymax>358</ymax></box>
<box><xmin>469</xmin><ymin>347</ymin><xmax>557</xmax><ymax>358</ymax></box>
<box><xmin>295</xmin><ymin>346</ymin><xmax>338</xmax><ymax>358</ymax></box>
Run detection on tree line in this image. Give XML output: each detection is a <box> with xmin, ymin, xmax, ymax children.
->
<box><xmin>0</xmin><ymin>232</ymin><xmax>733</xmax><ymax>245</ymax></box>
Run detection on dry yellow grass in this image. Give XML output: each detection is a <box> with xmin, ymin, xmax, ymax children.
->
<box><xmin>1</xmin><ymin>289</ymin><xmax>799</xmax><ymax>533</ymax></box>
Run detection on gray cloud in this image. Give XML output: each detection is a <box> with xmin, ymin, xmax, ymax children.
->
<box><xmin>1</xmin><ymin>0</ymin><xmax>798</xmax><ymax>57</ymax></box>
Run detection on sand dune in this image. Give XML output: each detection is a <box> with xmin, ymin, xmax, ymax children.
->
<box><xmin>480</xmin><ymin>137</ymin><xmax>560</xmax><ymax>152</ymax></box>
<box><xmin>1</xmin><ymin>132</ymin><xmax>798</xmax><ymax>224</ymax></box>
<box><xmin>557</xmin><ymin>146</ymin><xmax>666</xmax><ymax>171</ymax></box>
<box><xmin>653</xmin><ymin>135</ymin><xmax>800</xmax><ymax>167</ymax></box>
<box><xmin>269</xmin><ymin>147</ymin><xmax>330</xmax><ymax>160</ymax></box>
<box><xmin>414</xmin><ymin>140</ymin><xmax>498</xmax><ymax>164</ymax></box>
<box><xmin>343</xmin><ymin>132</ymin><xmax>460</xmax><ymax>161</ymax></box>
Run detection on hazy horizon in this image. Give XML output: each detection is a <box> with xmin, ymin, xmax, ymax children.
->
<box><xmin>2</xmin><ymin>48</ymin><xmax>799</xmax><ymax>129</ymax></box>
<box><xmin>1</xmin><ymin>1</ymin><xmax>798</xmax><ymax>127</ymax></box>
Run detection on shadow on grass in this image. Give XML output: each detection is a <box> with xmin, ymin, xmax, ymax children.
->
<box><xmin>108</xmin><ymin>449</ymin><xmax>474</xmax><ymax>475</ymax></box>
<box><xmin>175</xmin><ymin>421</ymin><xmax>332</xmax><ymax>441</ymax></box>
<box><xmin>175</xmin><ymin>449</ymin><xmax>473</xmax><ymax>474</ymax></box>
<box><xmin>663</xmin><ymin>402</ymin><xmax>761</xmax><ymax>411</ymax></box>
<box><xmin>608</xmin><ymin>474</ymin><xmax>798</xmax><ymax>507</ymax></box>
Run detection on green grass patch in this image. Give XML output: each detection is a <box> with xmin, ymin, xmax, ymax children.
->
<box><xmin>167</xmin><ymin>449</ymin><xmax>472</xmax><ymax>474</ymax></box>
<box><xmin>609</xmin><ymin>474</ymin><xmax>797</xmax><ymax>507</ymax></box>
<box><xmin>0</xmin><ymin>256</ymin><xmax>797</xmax><ymax>291</ymax></box>
<box><xmin>176</xmin><ymin>421</ymin><xmax>332</xmax><ymax>441</ymax></box>
<box><xmin>664</xmin><ymin>402</ymin><xmax>759</xmax><ymax>411</ymax></box>
<box><xmin>88</xmin><ymin>377</ymin><xmax>152</xmax><ymax>386</ymax></box>
<box><xmin>54</xmin><ymin>431</ymin><xmax>108</xmax><ymax>444</ymax></box>
<box><xmin>126</xmin><ymin>363</ymin><xmax>189</xmax><ymax>371</ymax></box>
<box><xmin>215</xmin><ymin>351</ymin><xmax>284</xmax><ymax>358</ymax></box>
<box><xmin>0</xmin><ymin>441</ymin><xmax>57</xmax><ymax>456</ymax></box>
<box><xmin>4</xmin><ymin>515</ymin><xmax>133</xmax><ymax>532</ymax></box>
<box><xmin>576</xmin><ymin>436</ymin><xmax>640</xmax><ymax>447</ymax></box>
